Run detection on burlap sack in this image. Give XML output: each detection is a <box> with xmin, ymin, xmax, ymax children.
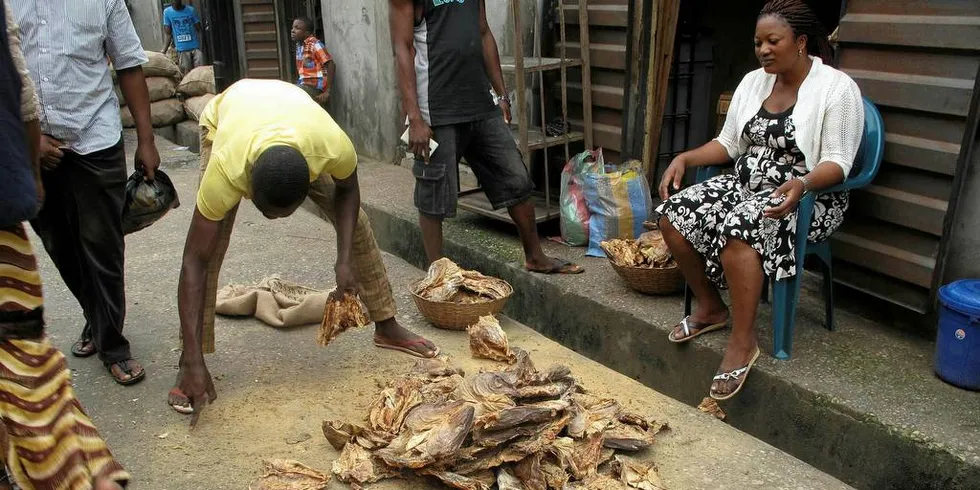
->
<box><xmin>178</xmin><ymin>65</ymin><xmax>215</xmax><ymax>97</ymax></box>
<box><xmin>142</xmin><ymin>50</ymin><xmax>181</xmax><ymax>80</ymax></box>
<box><xmin>122</xmin><ymin>98</ymin><xmax>186</xmax><ymax>128</ymax></box>
<box><xmin>120</xmin><ymin>106</ymin><xmax>135</xmax><ymax>128</ymax></box>
<box><xmin>183</xmin><ymin>93</ymin><xmax>215</xmax><ymax>122</ymax></box>
<box><xmin>215</xmin><ymin>276</ymin><xmax>328</xmax><ymax>328</ymax></box>
<box><xmin>146</xmin><ymin>77</ymin><xmax>177</xmax><ymax>102</ymax></box>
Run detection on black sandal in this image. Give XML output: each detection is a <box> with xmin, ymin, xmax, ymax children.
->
<box><xmin>107</xmin><ymin>359</ymin><xmax>145</xmax><ymax>386</ymax></box>
<box><xmin>70</xmin><ymin>338</ymin><xmax>97</xmax><ymax>358</ymax></box>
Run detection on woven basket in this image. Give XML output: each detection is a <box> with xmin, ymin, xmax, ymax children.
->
<box><xmin>608</xmin><ymin>260</ymin><xmax>684</xmax><ymax>295</ymax></box>
<box><xmin>410</xmin><ymin>279</ymin><xmax>514</xmax><ymax>330</ymax></box>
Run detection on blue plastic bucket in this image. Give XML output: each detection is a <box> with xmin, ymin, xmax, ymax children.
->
<box><xmin>935</xmin><ymin>280</ymin><xmax>980</xmax><ymax>391</ymax></box>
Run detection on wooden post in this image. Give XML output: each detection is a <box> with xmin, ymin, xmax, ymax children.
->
<box><xmin>512</xmin><ymin>0</ymin><xmax>530</xmax><ymax>165</ymax></box>
<box><xmin>578</xmin><ymin>0</ymin><xmax>593</xmax><ymax>149</ymax></box>
<box><xmin>641</xmin><ymin>0</ymin><xmax>680</xmax><ymax>186</ymax></box>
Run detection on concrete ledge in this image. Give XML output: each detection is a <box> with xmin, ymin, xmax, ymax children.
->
<box><xmin>354</xmin><ymin>161</ymin><xmax>980</xmax><ymax>490</ymax></box>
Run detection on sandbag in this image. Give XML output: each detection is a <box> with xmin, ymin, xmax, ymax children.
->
<box><xmin>142</xmin><ymin>50</ymin><xmax>181</xmax><ymax>80</ymax></box>
<box><xmin>120</xmin><ymin>98</ymin><xmax>186</xmax><ymax>128</ymax></box>
<box><xmin>122</xmin><ymin>168</ymin><xmax>180</xmax><ymax>234</ymax></box>
<box><xmin>583</xmin><ymin>159</ymin><xmax>653</xmax><ymax>257</ymax></box>
<box><xmin>178</xmin><ymin>65</ymin><xmax>215</xmax><ymax>97</ymax></box>
<box><xmin>559</xmin><ymin>149</ymin><xmax>601</xmax><ymax>246</ymax></box>
<box><xmin>183</xmin><ymin>93</ymin><xmax>215</xmax><ymax>122</ymax></box>
<box><xmin>146</xmin><ymin>77</ymin><xmax>177</xmax><ymax>102</ymax></box>
<box><xmin>120</xmin><ymin>106</ymin><xmax>134</xmax><ymax>128</ymax></box>
<box><xmin>114</xmin><ymin>85</ymin><xmax>125</xmax><ymax>107</ymax></box>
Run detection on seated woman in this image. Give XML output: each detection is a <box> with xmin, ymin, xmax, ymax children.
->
<box><xmin>656</xmin><ymin>0</ymin><xmax>864</xmax><ymax>401</ymax></box>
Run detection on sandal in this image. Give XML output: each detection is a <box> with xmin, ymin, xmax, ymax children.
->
<box><xmin>374</xmin><ymin>336</ymin><xmax>440</xmax><ymax>359</ymax></box>
<box><xmin>106</xmin><ymin>359</ymin><xmax>145</xmax><ymax>386</ymax></box>
<box><xmin>667</xmin><ymin>316</ymin><xmax>728</xmax><ymax>343</ymax></box>
<box><xmin>526</xmin><ymin>258</ymin><xmax>584</xmax><ymax>275</ymax></box>
<box><xmin>709</xmin><ymin>347</ymin><xmax>761</xmax><ymax>401</ymax></box>
<box><xmin>70</xmin><ymin>338</ymin><xmax>97</xmax><ymax>358</ymax></box>
<box><xmin>168</xmin><ymin>387</ymin><xmax>194</xmax><ymax>414</ymax></box>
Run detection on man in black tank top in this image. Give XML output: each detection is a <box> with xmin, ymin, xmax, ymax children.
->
<box><xmin>390</xmin><ymin>0</ymin><xmax>583</xmax><ymax>275</ymax></box>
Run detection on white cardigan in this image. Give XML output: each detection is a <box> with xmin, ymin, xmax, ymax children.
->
<box><xmin>715</xmin><ymin>57</ymin><xmax>865</xmax><ymax>178</ymax></box>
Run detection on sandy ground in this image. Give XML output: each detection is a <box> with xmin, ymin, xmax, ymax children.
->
<box><xmin>27</xmin><ymin>151</ymin><xmax>850</xmax><ymax>489</ymax></box>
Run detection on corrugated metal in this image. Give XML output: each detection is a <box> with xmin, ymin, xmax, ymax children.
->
<box><xmin>835</xmin><ymin>0</ymin><xmax>980</xmax><ymax>312</ymax></box>
<box><xmin>239</xmin><ymin>0</ymin><xmax>282</xmax><ymax>79</ymax></box>
<box><xmin>560</xmin><ymin>0</ymin><xmax>629</xmax><ymax>162</ymax></box>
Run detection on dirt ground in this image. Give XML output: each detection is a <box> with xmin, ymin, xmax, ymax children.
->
<box><xmin>28</xmin><ymin>156</ymin><xmax>850</xmax><ymax>489</ymax></box>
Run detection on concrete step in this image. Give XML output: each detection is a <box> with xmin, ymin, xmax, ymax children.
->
<box><xmin>352</xmin><ymin>160</ymin><xmax>980</xmax><ymax>490</ymax></box>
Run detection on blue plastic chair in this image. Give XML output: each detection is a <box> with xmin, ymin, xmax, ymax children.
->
<box><xmin>681</xmin><ymin>97</ymin><xmax>885</xmax><ymax>360</ymax></box>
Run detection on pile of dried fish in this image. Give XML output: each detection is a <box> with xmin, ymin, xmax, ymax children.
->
<box><xmin>316</xmin><ymin>292</ymin><xmax>369</xmax><ymax>347</ymax></box>
<box><xmin>414</xmin><ymin>258</ymin><xmax>511</xmax><ymax>304</ymax></box>
<box><xmin>601</xmin><ymin>230</ymin><xmax>674</xmax><ymax>269</ymax></box>
<box><xmin>322</xmin><ymin>350</ymin><xmax>668</xmax><ymax>489</ymax></box>
<box><xmin>252</xmin><ymin>459</ymin><xmax>331</xmax><ymax>490</ymax></box>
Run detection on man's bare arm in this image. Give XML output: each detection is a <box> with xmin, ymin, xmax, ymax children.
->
<box><xmin>164</xmin><ymin>25</ymin><xmax>172</xmax><ymax>50</ymax></box>
<box><xmin>389</xmin><ymin>0</ymin><xmax>421</xmax><ymax>122</ymax></box>
<box><xmin>479</xmin><ymin>0</ymin><xmax>507</xmax><ymax>98</ymax></box>
<box><xmin>178</xmin><ymin>209</ymin><xmax>227</xmax><ymax>364</ymax></box>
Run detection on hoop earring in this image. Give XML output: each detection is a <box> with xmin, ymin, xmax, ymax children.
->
<box><xmin>798</xmin><ymin>48</ymin><xmax>803</xmax><ymax>57</ymax></box>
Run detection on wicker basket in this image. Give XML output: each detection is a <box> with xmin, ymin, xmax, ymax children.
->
<box><xmin>608</xmin><ymin>260</ymin><xmax>684</xmax><ymax>295</ymax></box>
<box><xmin>410</xmin><ymin>279</ymin><xmax>514</xmax><ymax>330</ymax></box>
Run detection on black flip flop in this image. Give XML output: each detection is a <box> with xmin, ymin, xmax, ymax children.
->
<box><xmin>107</xmin><ymin>359</ymin><xmax>146</xmax><ymax>386</ymax></box>
<box><xmin>527</xmin><ymin>258</ymin><xmax>585</xmax><ymax>275</ymax></box>
<box><xmin>71</xmin><ymin>338</ymin><xmax>97</xmax><ymax>358</ymax></box>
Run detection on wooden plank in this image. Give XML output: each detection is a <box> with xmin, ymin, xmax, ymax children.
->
<box><xmin>499</xmin><ymin>57</ymin><xmax>582</xmax><ymax>73</ymax></box>
<box><xmin>831</xmin><ymin>231</ymin><xmax>936</xmax><ymax>288</ymax></box>
<box><xmin>242</xmin><ymin>12</ymin><xmax>277</xmax><ymax>24</ymax></box>
<box><xmin>244</xmin><ymin>31</ymin><xmax>278</xmax><ymax>43</ymax></box>
<box><xmin>832</xmin><ymin>262</ymin><xmax>930</xmax><ymax>313</ymax></box>
<box><xmin>244</xmin><ymin>48</ymin><xmax>279</xmax><ymax>60</ymax></box>
<box><xmin>570</xmin><ymin>120</ymin><xmax>620</xmax><ymax>151</ymax></box>
<box><xmin>845</xmin><ymin>0</ymin><xmax>980</xmax><ymax>16</ymax></box>
<box><xmin>845</xmin><ymin>68</ymin><xmax>974</xmax><ymax>117</ymax></box>
<box><xmin>641</xmin><ymin>0</ymin><xmax>680</xmax><ymax>184</ymax></box>
<box><xmin>850</xmin><ymin>185</ymin><xmax>948</xmax><ymax>236</ymax></box>
<box><xmin>458</xmin><ymin>192</ymin><xmax>559</xmax><ymax>224</ymax></box>
<box><xmin>561</xmin><ymin>4</ymin><xmax>629</xmax><ymax>27</ymax></box>
<box><xmin>511</xmin><ymin>0</ymin><xmax>529</xmax><ymax>165</ymax></box>
<box><xmin>884</xmin><ymin>133</ymin><xmax>961</xmax><ymax>176</ymax></box>
<box><xmin>839</xmin><ymin>14</ymin><xmax>980</xmax><ymax>50</ymax></box>
<box><xmin>564</xmin><ymin>82</ymin><xmax>624</xmax><ymax>110</ymax></box>
<box><xmin>509</xmin><ymin>127</ymin><xmax>585</xmax><ymax>151</ymax></box>
<box><xmin>579</xmin><ymin>0</ymin><xmax>594</xmax><ymax>149</ymax></box>
<box><xmin>557</xmin><ymin>43</ymin><xmax>626</xmax><ymax>71</ymax></box>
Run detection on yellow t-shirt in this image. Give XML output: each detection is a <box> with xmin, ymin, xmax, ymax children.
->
<box><xmin>196</xmin><ymin>79</ymin><xmax>357</xmax><ymax>221</ymax></box>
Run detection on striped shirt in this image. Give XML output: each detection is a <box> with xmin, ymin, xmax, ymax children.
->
<box><xmin>9</xmin><ymin>0</ymin><xmax>147</xmax><ymax>155</ymax></box>
<box><xmin>295</xmin><ymin>36</ymin><xmax>331</xmax><ymax>91</ymax></box>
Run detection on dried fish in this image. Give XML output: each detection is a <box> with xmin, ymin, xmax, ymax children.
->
<box><xmin>253</xmin><ymin>460</ymin><xmax>330</xmax><ymax>490</ymax></box>
<box><xmin>513</xmin><ymin>453</ymin><xmax>548</xmax><ymax>490</ymax></box>
<box><xmin>540</xmin><ymin>458</ymin><xmax>571</xmax><ymax>489</ymax></box>
<box><xmin>550</xmin><ymin>433</ymin><xmax>606</xmax><ymax>480</ymax></box>
<box><xmin>316</xmin><ymin>292</ymin><xmax>369</xmax><ymax>347</ymax></box>
<box><xmin>496</xmin><ymin>466</ymin><xmax>525</xmax><ymax>490</ymax></box>
<box><xmin>452</xmin><ymin>371</ymin><xmax>518</xmax><ymax>419</ymax></box>
<box><xmin>565</xmin><ymin>474</ymin><xmax>629</xmax><ymax>490</ymax></box>
<box><xmin>415</xmin><ymin>258</ymin><xmax>510</xmax><ymax>303</ymax></box>
<box><xmin>467</xmin><ymin>316</ymin><xmax>516</xmax><ymax>363</ymax></box>
<box><xmin>697</xmin><ymin>397</ymin><xmax>726</xmax><ymax>420</ymax></box>
<box><xmin>367</xmin><ymin>376</ymin><xmax>424</xmax><ymax>434</ymax></box>
<box><xmin>600</xmin><ymin>233</ymin><xmax>675</xmax><ymax>270</ymax></box>
<box><xmin>477</xmin><ymin>399</ymin><xmax>569</xmax><ymax>431</ymax></box>
<box><xmin>516</xmin><ymin>380</ymin><xmax>575</xmax><ymax>400</ymax></box>
<box><xmin>320</xmin><ymin>420</ymin><xmax>391</xmax><ymax>451</ymax></box>
<box><xmin>332</xmin><ymin>443</ymin><xmax>395</xmax><ymax>484</ymax></box>
<box><xmin>413</xmin><ymin>355</ymin><xmax>465</xmax><ymax>379</ymax></box>
<box><xmin>424</xmin><ymin>470</ymin><xmax>493</xmax><ymax>490</ymax></box>
<box><xmin>376</xmin><ymin>401</ymin><xmax>475</xmax><ymax>469</ymax></box>
<box><xmin>603</xmin><ymin>423</ymin><xmax>657</xmax><ymax>452</ymax></box>
<box><xmin>419</xmin><ymin>374</ymin><xmax>465</xmax><ymax>404</ymax></box>
<box><xmin>610</xmin><ymin>455</ymin><xmax>667</xmax><ymax>490</ymax></box>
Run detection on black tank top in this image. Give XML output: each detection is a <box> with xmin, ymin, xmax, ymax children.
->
<box><xmin>413</xmin><ymin>0</ymin><xmax>498</xmax><ymax>126</ymax></box>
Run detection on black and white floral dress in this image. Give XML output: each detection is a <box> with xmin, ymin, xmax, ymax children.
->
<box><xmin>656</xmin><ymin>106</ymin><xmax>848</xmax><ymax>288</ymax></box>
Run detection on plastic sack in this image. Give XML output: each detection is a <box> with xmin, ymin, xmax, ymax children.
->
<box><xmin>122</xmin><ymin>168</ymin><xmax>180</xmax><ymax>235</ymax></box>
<box><xmin>559</xmin><ymin>149</ymin><xmax>602</xmax><ymax>246</ymax></box>
<box><xmin>583</xmin><ymin>159</ymin><xmax>653</xmax><ymax>257</ymax></box>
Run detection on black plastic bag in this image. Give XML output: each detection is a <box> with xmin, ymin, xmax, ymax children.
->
<box><xmin>122</xmin><ymin>168</ymin><xmax>180</xmax><ymax>235</ymax></box>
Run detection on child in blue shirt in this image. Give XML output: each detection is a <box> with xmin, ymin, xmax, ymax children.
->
<box><xmin>163</xmin><ymin>0</ymin><xmax>202</xmax><ymax>73</ymax></box>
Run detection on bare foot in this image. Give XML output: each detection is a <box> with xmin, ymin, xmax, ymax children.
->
<box><xmin>374</xmin><ymin>318</ymin><xmax>439</xmax><ymax>358</ymax></box>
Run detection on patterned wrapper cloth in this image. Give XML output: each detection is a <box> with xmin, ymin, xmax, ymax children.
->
<box><xmin>0</xmin><ymin>224</ymin><xmax>129</xmax><ymax>490</ymax></box>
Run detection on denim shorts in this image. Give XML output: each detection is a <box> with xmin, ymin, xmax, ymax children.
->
<box><xmin>413</xmin><ymin>116</ymin><xmax>533</xmax><ymax>219</ymax></box>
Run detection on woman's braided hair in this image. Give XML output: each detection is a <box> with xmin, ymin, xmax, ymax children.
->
<box><xmin>759</xmin><ymin>0</ymin><xmax>833</xmax><ymax>63</ymax></box>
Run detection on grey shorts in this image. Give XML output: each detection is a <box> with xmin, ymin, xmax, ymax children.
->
<box><xmin>178</xmin><ymin>49</ymin><xmax>204</xmax><ymax>74</ymax></box>
<box><xmin>413</xmin><ymin>116</ymin><xmax>533</xmax><ymax>219</ymax></box>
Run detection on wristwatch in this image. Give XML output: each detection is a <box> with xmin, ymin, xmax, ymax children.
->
<box><xmin>497</xmin><ymin>93</ymin><xmax>510</xmax><ymax>105</ymax></box>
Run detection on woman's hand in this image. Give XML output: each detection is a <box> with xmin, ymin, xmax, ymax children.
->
<box><xmin>659</xmin><ymin>156</ymin><xmax>688</xmax><ymax>200</ymax></box>
<box><xmin>764</xmin><ymin>178</ymin><xmax>806</xmax><ymax>219</ymax></box>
